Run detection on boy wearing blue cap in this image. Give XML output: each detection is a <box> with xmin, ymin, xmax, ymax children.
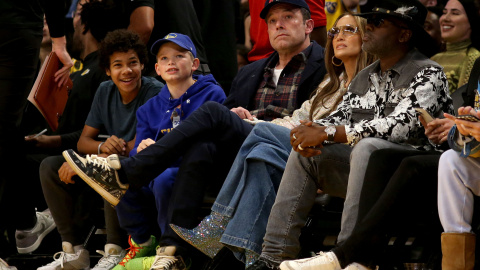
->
<box><xmin>111</xmin><ymin>33</ymin><xmax>226</xmax><ymax>269</ymax></box>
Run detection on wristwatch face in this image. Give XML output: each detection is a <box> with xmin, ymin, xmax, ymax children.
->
<box><xmin>325</xmin><ymin>126</ymin><xmax>336</xmax><ymax>141</ymax></box>
<box><xmin>325</xmin><ymin>126</ymin><xmax>335</xmax><ymax>134</ymax></box>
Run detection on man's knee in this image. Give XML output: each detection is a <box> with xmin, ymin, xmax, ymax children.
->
<box><xmin>39</xmin><ymin>155</ymin><xmax>64</xmax><ymax>185</ymax></box>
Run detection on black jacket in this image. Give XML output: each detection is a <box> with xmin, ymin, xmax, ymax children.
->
<box><xmin>223</xmin><ymin>41</ymin><xmax>326</xmax><ymax>111</ymax></box>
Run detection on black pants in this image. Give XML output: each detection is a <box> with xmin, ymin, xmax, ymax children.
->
<box><xmin>118</xmin><ymin>101</ymin><xmax>253</xmax><ymax>261</ymax></box>
<box><xmin>333</xmin><ymin>149</ymin><xmax>441</xmax><ymax>268</ymax></box>
<box><xmin>0</xmin><ymin>27</ymin><xmax>42</xmax><ymax>240</ymax></box>
<box><xmin>40</xmin><ymin>155</ymin><xmax>125</xmax><ymax>247</ymax></box>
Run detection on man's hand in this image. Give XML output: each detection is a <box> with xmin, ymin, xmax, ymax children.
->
<box><xmin>290</xmin><ymin>121</ymin><xmax>326</xmax><ymax>157</ymax></box>
<box><xmin>51</xmin><ymin>36</ymin><xmax>73</xmax><ymax>87</ymax></box>
<box><xmin>419</xmin><ymin>116</ymin><xmax>454</xmax><ymax>145</ymax></box>
<box><xmin>58</xmin><ymin>162</ymin><xmax>77</xmax><ymax>184</ymax></box>
<box><xmin>25</xmin><ymin>134</ymin><xmax>61</xmax><ymax>148</ymax></box>
<box><xmin>100</xmin><ymin>135</ymin><xmax>127</xmax><ymax>156</ymax></box>
<box><xmin>137</xmin><ymin>138</ymin><xmax>155</xmax><ymax>153</ymax></box>
<box><xmin>230</xmin><ymin>107</ymin><xmax>254</xmax><ymax>120</ymax></box>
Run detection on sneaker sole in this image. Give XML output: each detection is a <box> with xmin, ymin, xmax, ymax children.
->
<box><xmin>17</xmin><ymin>221</ymin><xmax>56</xmax><ymax>254</ymax></box>
<box><xmin>62</xmin><ymin>151</ymin><xmax>120</xmax><ymax>206</ymax></box>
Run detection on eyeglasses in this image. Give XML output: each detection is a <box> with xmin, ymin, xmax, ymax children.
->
<box><xmin>327</xmin><ymin>25</ymin><xmax>359</xmax><ymax>38</ymax></box>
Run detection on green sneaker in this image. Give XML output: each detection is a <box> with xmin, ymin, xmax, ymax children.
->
<box><xmin>124</xmin><ymin>255</ymin><xmax>156</xmax><ymax>270</ymax></box>
<box><xmin>113</xmin><ymin>235</ymin><xmax>158</xmax><ymax>270</ymax></box>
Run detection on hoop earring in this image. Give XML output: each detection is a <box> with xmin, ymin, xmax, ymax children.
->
<box><xmin>332</xmin><ymin>56</ymin><xmax>343</xmax><ymax>67</ymax></box>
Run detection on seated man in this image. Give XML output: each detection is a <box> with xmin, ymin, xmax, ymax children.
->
<box><xmin>15</xmin><ymin>0</ymin><xmax>123</xmax><ymax>255</ymax></box>
<box><xmin>244</xmin><ymin>0</ymin><xmax>452</xmax><ymax>269</ymax></box>
<box><xmin>38</xmin><ymin>29</ymin><xmax>162</xmax><ymax>270</ymax></box>
<box><xmin>63</xmin><ymin>0</ymin><xmax>327</xmax><ymax>267</ymax></box>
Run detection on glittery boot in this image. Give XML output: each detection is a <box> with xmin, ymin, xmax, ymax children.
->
<box><xmin>245</xmin><ymin>249</ymin><xmax>260</xmax><ymax>269</ymax></box>
<box><xmin>170</xmin><ymin>211</ymin><xmax>229</xmax><ymax>258</ymax></box>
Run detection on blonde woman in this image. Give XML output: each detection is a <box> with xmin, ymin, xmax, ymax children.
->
<box><xmin>171</xmin><ymin>13</ymin><xmax>374</xmax><ymax>268</ymax></box>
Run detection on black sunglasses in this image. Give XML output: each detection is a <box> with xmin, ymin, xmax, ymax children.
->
<box><xmin>367</xmin><ymin>16</ymin><xmax>410</xmax><ymax>30</ymax></box>
<box><xmin>367</xmin><ymin>17</ymin><xmax>386</xmax><ymax>28</ymax></box>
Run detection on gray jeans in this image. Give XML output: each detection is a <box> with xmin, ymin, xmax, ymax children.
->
<box><xmin>260</xmin><ymin>138</ymin><xmax>415</xmax><ymax>263</ymax></box>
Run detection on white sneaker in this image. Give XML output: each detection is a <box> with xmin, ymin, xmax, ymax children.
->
<box><xmin>16</xmin><ymin>209</ymin><xmax>56</xmax><ymax>253</ymax></box>
<box><xmin>279</xmin><ymin>252</ymin><xmax>341</xmax><ymax>270</ymax></box>
<box><xmin>150</xmin><ymin>246</ymin><xmax>187</xmax><ymax>270</ymax></box>
<box><xmin>0</xmin><ymin>258</ymin><xmax>17</xmax><ymax>270</ymax></box>
<box><xmin>343</xmin><ymin>263</ymin><xmax>371</xmax><ymax>270</ymax></box>
<box><xmin>91</xmin><ymin>244</ymin><xmax>127</xmax><ymax>270</ymax></box>
<box><xmin>37</xmin><ymin>242</ymin><xmax>90</xmax><ymax>270</ymax></box>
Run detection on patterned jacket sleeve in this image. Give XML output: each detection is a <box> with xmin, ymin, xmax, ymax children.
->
<box><xmin>316</xmin><ymin>66</ymin><xmax>449</xmax><ymax>146</ymax></box>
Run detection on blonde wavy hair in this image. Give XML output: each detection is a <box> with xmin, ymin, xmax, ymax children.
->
<box><xmin>309</xmin><ymin>13</ymin><xmax>375</xmax><ymax>120</ymax></box>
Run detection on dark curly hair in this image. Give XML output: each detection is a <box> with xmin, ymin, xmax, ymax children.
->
<box><xmin>79</xmin><ymin>0</ymin><xmax>129</xmax><ymax>43</ymax></box>
<box><xmin>99</xmin><ymin>29</ymin><xmax>148</xmax><ymax>72</ymax></box>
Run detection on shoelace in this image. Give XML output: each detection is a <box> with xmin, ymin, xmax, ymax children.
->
<box><xmin>94</xmin><ymin>250</ymin><xmax>121</xmax><ymax>268</ymax></box>
<box><xmin>44</xmin><ymin>251</ymin><xmax>73</xmax><ymax>268</ymax></box>
<box><xmin>151</xmin><ymin>255</ymin><xmax>178</xmax><ymax>269</ymax></box>
<box><xmin>86</xmin><ymin>155</ymin><xmax>112</xmax><ymax>171</ymax></box>
<box><xmin>119</xmin><ymin>236</ymin><xmax>142</xmax><ymax>266</ymax></box>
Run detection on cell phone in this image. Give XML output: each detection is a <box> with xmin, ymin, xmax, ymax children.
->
<box><xmin>414</xmin><ymin>108</ymin><xmax>434</xmax><ymax>123</ymax></box>
<box><xmin>456</xmin><ymin>115</ymin><xmax>480</xmax><ymax>122</ymax></box>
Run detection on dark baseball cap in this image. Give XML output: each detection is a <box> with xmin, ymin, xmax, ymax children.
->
<box><xmin>260</xmin><ymin>0</ymin><xmax>310</xmax><ymax>19</ymax></box>
<box><xmin>150</xmin><ymin>33</ymin><xmax>197</xmax><ymax>58</ymax></box>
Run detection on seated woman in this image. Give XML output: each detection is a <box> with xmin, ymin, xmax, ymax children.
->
<box><xmin>437</xmin><ymin>58</ymin><xmax>480</xmax><ymax>269</ymax></box>
<box><xmin>430</xmin><ymin>0</ymin><xmax>480</xmax><ymax>94</ymax></box>
<box><xmin>170</xmin><ymin>13</ymin><xmax>374</xmax><ymax>267</ymax></box>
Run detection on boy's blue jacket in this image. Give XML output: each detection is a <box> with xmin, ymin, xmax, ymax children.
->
<box><xmin>130</xmin><ymin>74</ymin><xmax>226</xmax><ymax>156</ymax></box>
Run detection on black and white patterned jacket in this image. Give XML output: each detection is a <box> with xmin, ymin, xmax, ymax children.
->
<box><xmin>314</xmin><ymin>49</ymin><xmax>454</xmax><ymax>151</ymax></box>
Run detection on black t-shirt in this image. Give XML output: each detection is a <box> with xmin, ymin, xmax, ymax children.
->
<box><xmin>0</xmin><ymin>0</ymin><xmax>66</xmax><ymax>37</ymax></box>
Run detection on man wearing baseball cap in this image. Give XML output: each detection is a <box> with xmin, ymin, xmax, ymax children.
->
<box><xmin>248</xmin><ymin>0</ymin><xmax>453</xmax><ymax>269</ymax></box>
<box><xmin>61</xmin><ymin>0</ymin><xmax>327</xmax><ymax>268</ymax></box>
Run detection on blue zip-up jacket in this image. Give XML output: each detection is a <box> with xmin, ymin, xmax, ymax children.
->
<box><xmin>130</xmin><ymin>74</ymin><xmax>226</xmax><ymax>156</ymax></box>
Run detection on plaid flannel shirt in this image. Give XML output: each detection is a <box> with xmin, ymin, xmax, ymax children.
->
<box><xmin>249</xmin><ymin>44</ymin><xmax>312</xmax><ymax>121</ymax></box>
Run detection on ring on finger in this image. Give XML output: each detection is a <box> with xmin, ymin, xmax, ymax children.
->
<box><xmin>298</xmin><ymin>145</ymin><xmax>304</xmax><ymax>151</ymax></box>
<box><xmin>293</xmin><ymin>133</ymin><xmax>297</xmax><ymax>140</ymax></box>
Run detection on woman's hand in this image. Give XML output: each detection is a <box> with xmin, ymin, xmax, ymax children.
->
<box><xmin>420</xmin><ymin>116</ymin><xmax>454</xmax><ymax>144</ymax></box>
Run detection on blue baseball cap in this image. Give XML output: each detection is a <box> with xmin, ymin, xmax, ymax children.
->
<box><xmin>150</xmin><ymin>33</ymin><xmax>197</xmax><ymax>58</ymax></box>
<box><xmin>260</xmin><ymin>0</ymin><xmax>310</xmax><ymax>19</ymax></box>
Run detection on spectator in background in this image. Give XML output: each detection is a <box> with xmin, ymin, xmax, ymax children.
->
<box><xmin>431</xmin><ymin>0</ymin><xmax>480</xmax><ymax>94</ymax></box>
<box><xmin>40</xmin><ymin>17</ymin><xmax>52</xmax><ymax>66</ymax></box>
<box><xmin>420</xmin><ymin>0</ymin><xmax>439</xmax><ymax>7</ymax></box>
<box><xmin>237</xmin><ymin>44</ymin><xmax>250</xmax><ymax>71</ymax></box>
<box><xmin>424</xmin><ymin>6</ymin><xmax>444</xmax><ymax>54</ymax></box>
<box><xmin>248</xmin><ymin>0</ymin><xmax>327</xmax><ymax>62</ymax></box>
<box><xmin>0</xmin><ymin>0</ymin><xmax>72</xmax><ymax>260</ymax></box>
<box><xmin>325</xmin><ymin>0</ymin><xmax>360</xmax><ymax>30</ymax></box>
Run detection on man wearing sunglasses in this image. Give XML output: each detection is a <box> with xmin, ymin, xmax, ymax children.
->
<box><xmin>246</xmin><ymin>0</ymin><xmax>453</xmax><ymax>269</ymax></box>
